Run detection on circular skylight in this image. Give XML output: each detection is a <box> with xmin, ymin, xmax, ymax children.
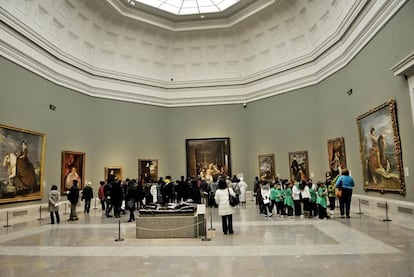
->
<box><xmin>129</xmin><ymin>0</ymin><xmax>240</xmax><ymax>15</ymax></box>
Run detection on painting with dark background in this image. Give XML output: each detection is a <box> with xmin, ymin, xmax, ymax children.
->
<box><xmin>61</xmin><ymin>151</ymin><xmax>85</xmax><ymax>194</ymax></box>
<box><xmin>138</xmin><ymin>159</ymin><xmax>158</xmax><ymax>182</ymax></box>
<box><xmin>186</xmin><ymin>138</ymin><xmax>231</xmax><ymax>181</ymax></box>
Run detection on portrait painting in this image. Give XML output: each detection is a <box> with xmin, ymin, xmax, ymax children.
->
<box><xmin>61</xmin><ymin>151</ymin><xmax>85</xmax><ymax>194</ymax></box>
<box><xmin>186</xmin><ymin>138</ymin><xmax>231</xmax><ymax>181</ymax></box>
<box><xmin>258</xmin><ymin>154</ymin><xmax>275</xmax><ymax>181</ymax></box>
<box><xmin>0</xmin><ymin>124</ymin><xmax>45</xmax><ymax>204</ymax></box>
<box><xmin>327</xmin><ymin>137</ymin><xmax>347</xmax><ymax>179</ymax></box>
<box><xmin>356</xmin><ymin>99</ymin><xmax>405</xmax><ymax>195</ymax></box>
<box><xmin>138</xmin><ymin>159</ymin><xmax>158</xmax><ymax>182</ymax></box>
<box><xmin>105</xmin><ymin>166</ymin><xmax>122</xmax><ymax>183</ymax></box>
<box><xmin>288</xmin><ymin>151</ymin><xmax>309</xmax><ymax>182</ymax></box>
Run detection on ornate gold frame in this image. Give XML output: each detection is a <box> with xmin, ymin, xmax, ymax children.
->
<box><xmin>0</xmin><ymin>124</ymin><xmax>46</xmax><ymax>203</ymax></box>
<box><xmin>61</xmin><ymin>151</ymin><xmax>85</xmax><ymax>193</ymax></box>
<box><xmin>104</xmin><ymin>166</ymin><xmax>122</xmax><ymax>182</ymax></box>
<box><xmin>356</xmin><ymin>99</ymin><xmax>405</xmax><ymax>195</ymax></box>
<box><xmin>288</xmin><ymin>151</ymin><xmax>309</xmax><ymax>182</ymax></box>
<box><xmin>258</xmin><ymin>154</ymin><xmax>276</xmax><ymax>181</ymax></box>
<box><xmin>138</xmin><ymin>159</ymin><xmax>158</xmax><ymax>182</ymax></box>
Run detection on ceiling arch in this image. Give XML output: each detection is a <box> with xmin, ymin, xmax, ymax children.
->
<box><xmin>0</xmin><ymin>0</ymin><xmax>407</xmax><ymax>107</ymax></box>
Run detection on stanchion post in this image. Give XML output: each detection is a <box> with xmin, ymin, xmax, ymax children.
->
<box><xmin>383</xmin><ymin>201</ymin><xmax>392</xmax><ymax>222</ymax></box>
<box><xmin>37</xmin><ymin>205</ymin><xmax>43</xmax><ymax>221</ymax></box>
<box><xmin>3</xmin><ymin>211</ymin><xmax>11</xmax><ymax>228</ymax></box>
<box><xmin>64</xmin><ymin>203</ymin><xmax>68</xmax><ymax>215</ymax></box>
<box><xmin>208</xmin><ymin>211</ymin><xmax>215</xmax><ymax>231</ymax></box>
<box><xmin>93</xmin><ymin>197</ymin><xmax>98</xmax><ymax>210</ymax></box>
<box><xmin>115</xmin><ymin>219</ymin><xmax>124</xmax><ymax>241</ymax></box>
<box><xmin>201</xmin><ymin>218</ymin><xmax>211</xmax><ymax>241</ymax></box>
<box><xmin>357</xmin><ymin>198</ymin><xmax>364</xmax><ymax>215</ymax></box>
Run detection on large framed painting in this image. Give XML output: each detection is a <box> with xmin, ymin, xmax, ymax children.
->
<box><xmin>258</xmin><ymin>154</ymin><xmax>275</xmax><ymax>181</ymax></box>
<box><xmin>138</xmin><ymin>159</ymin><xmax>158</xmax><ymax>182</ymax></box>
<box><xmin>105</xmin><ymin>166</ymin><xmax>122</xmax><ymax>183</ymax></box>
<box><xmin>288</xmin><ymin>151</ymin><xmax>309</xmax><ymax>182</ymax></box>
<box><xmin>356</xmin><ymin>99</ymin><xmax>405</xmax><ymax>195</ymax></box>
<box><xmin>0</xmin><ymin>124</ymin><xmax>45</xmax><ymax>204</ymax></box>
<box><xmin>61</xmin><ymin>151</ymin><xmax>85</xmax><ymax>193</ymax></box>
<box><xmin>186</xmin><ymin>137</ymin><xmax>231</xmax><ymax>181</ymax></box>
<box><xmin>327</xmin><ymin>137</ymin><xmax>347</xmax><ymax>179</ymax></box>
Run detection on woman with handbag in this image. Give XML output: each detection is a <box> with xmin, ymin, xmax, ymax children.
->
<box><xmin>214</xmin><ymin>179</ymin><xmax>236</xmax><ymax>235</ymax></box>
<box><xmin>336</xmin><ymin>169</ymin><xmax>355</xmax><ymax>218</ymax></box>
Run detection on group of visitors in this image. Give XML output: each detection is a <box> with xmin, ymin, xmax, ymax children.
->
<box><xmin>254</xmin><ymin>169</ymin><xmax>354</xmax><ymax>220</ymax></box>
<box><xmin>47</xmin><ymin>170</ymin><xmax>354</xmax><ymax>237</ymax></box>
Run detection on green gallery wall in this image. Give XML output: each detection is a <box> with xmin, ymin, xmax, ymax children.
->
<box><xmin>1</xmin><ymin>0</ymin><xmax>414</xmax><ymax>207</ymax></box>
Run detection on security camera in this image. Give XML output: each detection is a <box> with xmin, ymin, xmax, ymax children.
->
<box><xmin>243</xmin><ymin>103</ymin><xmax>247</xmax><ymax>108</ymax></box>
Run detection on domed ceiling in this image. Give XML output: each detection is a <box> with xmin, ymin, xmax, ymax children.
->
<box><xmin>0</xmin><ymin>0</ymin><xmax>407</xmax><ymax>106</ymax></box>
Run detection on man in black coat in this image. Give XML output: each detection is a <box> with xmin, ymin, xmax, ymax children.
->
<box><xmin>81</xmin><ymin>182</ymin><xmax>93</xmax><ymax>214</ymax></box>
<box><xmin>67</xmin><ymin>180</ymin><xmax>80</xmax><ymax>221</ymax></box>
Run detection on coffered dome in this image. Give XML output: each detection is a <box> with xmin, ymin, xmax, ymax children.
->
<box><xmin>0</xmin><ymin>0</ymin><xmax>406</xmax><ymax>106</ymax></box>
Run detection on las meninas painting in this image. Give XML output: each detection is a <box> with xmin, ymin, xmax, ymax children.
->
<box><xmin>357</xmin><ymin>99</ymin><xmax>405</xmax><ymax>195</ymax></box>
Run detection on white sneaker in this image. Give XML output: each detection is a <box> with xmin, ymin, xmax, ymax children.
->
<box><xmin>329</xmin><ymin>210</ymin><xmax>334</xmax><ymax>215</ymax></box>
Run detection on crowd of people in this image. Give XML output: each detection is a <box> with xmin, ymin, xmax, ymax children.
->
<box><xmin>253</xmin><ymin>169</ymin><xmax>354</xmax><ymax>220</ymax></box>
<box><xmin>47</xmin><ymin>170</ymin><xmax>354</xmax><ymax>236</ymax></box>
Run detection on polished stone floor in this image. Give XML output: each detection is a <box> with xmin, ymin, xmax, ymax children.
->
<box><xmin>0</xmin><ymin>200</ymin><xmax>413</xmax><ymax>277</ymax></box>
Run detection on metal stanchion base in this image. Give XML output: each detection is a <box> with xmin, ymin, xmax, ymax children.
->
<box><xmin>201</xmin><ymin>237</ymin><xmax>211</xmax><ymax>241</ymax></box>
<box><xmin>115</xmin><ymin>238</ymin><xmax>125</xmax><ymax>241</ymax></box>
<box><xmin>383</xmin><ymin>219</ymin><xmax>392</xmax><ymax>222</ymax></box>
<box><xmin>3</xmin><ymin>225</ymin><xmax>11</xmax><ymax>228</ymax></box>
<box><xmin>208</xmin><ymin>227</ymin><xmax>216</xmax><ymax>231</ymax></box>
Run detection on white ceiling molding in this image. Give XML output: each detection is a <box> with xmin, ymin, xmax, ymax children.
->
<box><xmin>104</xmin><ymin>0</ymin><xmax>275</xmax><ymax>31</ymax></box>
<box><xmin>0</xmin><ymin>0</ymin><xmax>408</xmax><ymax>107</ymax></box>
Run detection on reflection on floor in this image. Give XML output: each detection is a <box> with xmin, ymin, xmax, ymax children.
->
<box><xmin>0</xmin><ymin>201</ymin><xmax>413</xmax><ymax>277</ymax></box>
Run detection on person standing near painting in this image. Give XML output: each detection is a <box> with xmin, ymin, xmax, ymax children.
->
<box><xmin>336</xmin><ymin>169</ymin><xmax>354</xmax><ymax>218</ymax></box>
<box><xmin>48</xmin><ymin>185</ymin><xmax>60</xmax><ymax>224</ymax></box>
<box><xmin>214</xmin><ymin>179</ymin><xmax>236</xmax><ymax>235</ymax></box>
<box><xmin>81</xmin><ymin>181</ymin><xmax>93</xmax><ymax>214</ymax></box>
<box><xmin>67</xmin><ymin>180</ymin><xmax>80</xmax><ymax>221</ymax></box>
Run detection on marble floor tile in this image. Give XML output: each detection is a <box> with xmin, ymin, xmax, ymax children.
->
<box><xmin>0</xmin><ymin>203</ymin><xmax>413</xmax><ymax>277</ymax></box>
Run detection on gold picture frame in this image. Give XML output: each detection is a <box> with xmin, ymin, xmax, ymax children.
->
<box><xmin>0</xmin><ymin>124</ymin><xmax>46</xmax><ymax>203</ymax></box>
<box><xmin>356</xmin><ymin>99</ymin><xmax>405</xmax><ymax>195</ymax></box>
<box><xmin>104</xmin><ymin>166</ymin><xmax>122</xmax><ymax>182</ymax></box>
<box><xmin>258</xmin><ymin>154</ymin><xmax>275</xmax><ymax>181</ymax></box>
<box><xmin>186</xmin><ymin>138</ymin><xmax>231</xmax><ymax>180</ymax></box>
<box><xmin>138</xmin><ymin>159</ymin><xmax>158</xmax><ymax>182</ymax></box>
<box><xmin>61</xmin><ymin>151</ymin><xmax>85</xmax><ymax>193</ymax></box>
<box><xmin>288</xmin><ymin>151</ymin><xmax>309</xmax><ymax>182</ymax></box>
<box><xmin>327</xmin><ymin>137</ymin><xmax>347</xmax><ymax>179</ymax></box>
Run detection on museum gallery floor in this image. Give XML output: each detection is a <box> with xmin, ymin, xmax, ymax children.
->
<box><xmin>0</xmin><ymin>200</ymin><xmax>413</xmax><ymax>277</ymax></box>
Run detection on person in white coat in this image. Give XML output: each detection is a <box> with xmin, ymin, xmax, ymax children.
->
<box><xmin>214</xmin><ymin>179</ymin><xmax>236</xmax><ymax>235</ymax></box>
<box><xmin>150</xmin><ymin>182</ymin><xmax>157</xmax><ymax>203</ymax></box>
<box><xmin>238</xmin><ymin>177</ymin><xmax>248</xmax><ymax>208</ymax></box>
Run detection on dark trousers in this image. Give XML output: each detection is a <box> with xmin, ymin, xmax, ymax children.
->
<box><xmin>309</xmin><ymin>201</ymin><xmax>318</xmax><ymax>217</ymax></box>
<box><xmin>318</xmin><ymin>205</ymin><xmax>328</xmax><ymax>219</ymax></box>
<box><xmin>100</xmin><ymin>199</ymin><xmax>106</xmax><ymax>210</ymax></box>
<box><xmin>69</xmin><ymin>202</ymin><xmax>78</xmax><ymax>220</ymax></box>
<box><xmin>286</xmin><ymin>206</ymin><xmax>293</xmax><ymax>216</ymax></box>
<box><xmin>294</xmin><ymin>200</ymin><xmax>301</xmax><ymax>216</ymax></box>
<box><xmin>50</xmin><ymin>211</ymin><xmax>60</xmax><ymax>224</ymax></box>
<box><xmin>275</xmin><ymin>201</ymin><xmax>284</xmax><ymax>215</ymax></box>
<box><xmin>84</xmin><ymin>199</ymin><xmax>91</xmax><ymax>214</ymax></box>
<box><xmin>302</xmin><ymin>198</ymin><xmax>310</xmax><ymax>213</ymax></box>
<box><xmin>339</xmin><ymin>188</ymin><xmax>353</xmax><ymax>217</ymax></box>
<box><xmin>105</xmin><ymin>200</ymin><xmax>113</xmax><ymax>216</ymax></box>
<box><xmin>221</xmin><ymin>214</ymin><xmax>233</xmax><ymax>234</ymax></box>
<box><xmin>329</xmin><ymin>196</ymin><xmax>336</xmax><ymax>211</ymax></box>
